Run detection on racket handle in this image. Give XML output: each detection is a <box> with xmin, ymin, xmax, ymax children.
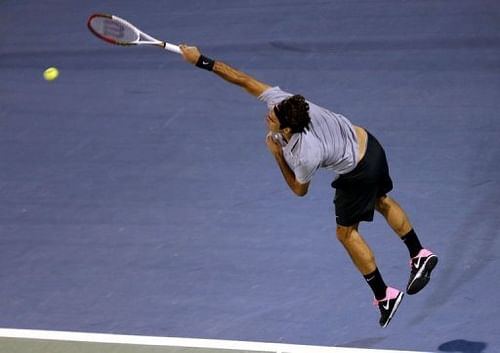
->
<box><xmin>163</xmin><ymin>42</ymin><xmax>181</xmax><ymax>54</ymax></box>
<box><xmin>271</xmin><ymin>132</ymin><xmax>287</xmax><ymax>147</ymax></box>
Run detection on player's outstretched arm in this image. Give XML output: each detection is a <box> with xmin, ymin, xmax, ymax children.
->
<box><xmin>180</xmin><ymin>44</ymin><xmax>270</xmax><ymax>97</ymax></box>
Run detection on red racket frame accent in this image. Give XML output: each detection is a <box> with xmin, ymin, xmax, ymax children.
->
<box><xmin>87</xmin><ymin>13</ymin><xmax>128</xmax><ymax>46</ymax></box>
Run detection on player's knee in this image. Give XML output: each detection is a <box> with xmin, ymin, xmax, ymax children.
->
<box><xmin>336</xmin><ymin>224</ymin><xmax>357</xmax><ymax>243</ymax></box>
<box><xmin>375</xmin><ymin>195</ymin><xmax>390</xmax><ymax>214</ymax></box>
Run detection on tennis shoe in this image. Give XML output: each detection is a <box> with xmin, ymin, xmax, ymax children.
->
<box><xmin>406</xmin><ymin>249</ymin><xmax>438</xmax><ymax>295</ymax></box>
<box><xmin>373</xmin><ymin>287</ymin><xmax>404</xmax><ymax>328</ymax></box>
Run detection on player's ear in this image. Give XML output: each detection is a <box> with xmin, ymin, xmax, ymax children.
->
<box><xmin>282</xmin><ymin>127</ymin><xmax>293</xmax><ymax>135</ymax></box>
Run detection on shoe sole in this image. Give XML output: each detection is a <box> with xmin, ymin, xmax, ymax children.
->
<box><xmin>407</xmin><ymin>255</ymin><xmax>438</xmax><ymax>295</ymax></box>
<box><xmin>381</xmin><ymin>291</ymin><xmax>404</xmax><ymax>328</ymax></box>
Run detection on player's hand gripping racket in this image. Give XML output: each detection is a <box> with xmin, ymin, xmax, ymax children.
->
<box><xmin>87</xmin><ymin>13</ymin><xmax>181</xmax><ymax>54</ymax></box>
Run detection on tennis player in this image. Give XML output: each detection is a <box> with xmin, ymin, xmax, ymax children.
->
<box><xmin>179</xmin><ymin>45</ymin><xmax>438</xmax><ymax>327</ymax></box>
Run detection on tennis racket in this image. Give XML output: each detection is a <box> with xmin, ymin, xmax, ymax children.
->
<box><xmin>87</xmin><ymin>13</ymin><xmax>181</xmax><ymax>54</ymax></box>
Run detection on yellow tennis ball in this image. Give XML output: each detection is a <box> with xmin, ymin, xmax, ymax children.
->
<box><xmin>43</xmin><ymin>67</ymin><xmax>59</xmax><ymax>81</ymax></box>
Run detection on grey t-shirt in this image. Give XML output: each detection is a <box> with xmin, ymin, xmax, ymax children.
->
<box><xmin>259</xmin><ymin>86</ymin><xmax>359</xmax><ymax>183</ymax></box>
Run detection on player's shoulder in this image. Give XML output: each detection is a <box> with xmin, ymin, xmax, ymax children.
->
<box><xmin>289</xmin><ymin>133</ymin><xmax>320</xmax><ymax>162</ymax></box>
<box><xmin>258</xmin><ymin>86</ymin><xmax>293</xmax><ymax>104</ymax></box>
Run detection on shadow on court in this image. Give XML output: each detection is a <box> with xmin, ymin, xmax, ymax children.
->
<box><xmin>438</xmin><ymin>339</ymin><xmax>488</xmax><ymax>353</ymax></box>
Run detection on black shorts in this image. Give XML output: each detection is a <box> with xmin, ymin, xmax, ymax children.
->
<box><xmin>331</xmin><ymin>131</ymin><xmax>393</xmax><ymax>226</ymax></box>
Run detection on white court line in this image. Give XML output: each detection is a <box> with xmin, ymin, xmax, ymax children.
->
<box><xmin>0</xmin><ymin>328</ymin><xmax>430</xmax><ymax>353</ymax></box>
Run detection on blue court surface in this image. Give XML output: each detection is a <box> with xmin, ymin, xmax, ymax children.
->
<box><xmin>1</xmin><ymin>1</ymin><xmax>499</xmax><ymax>353</ymax></box>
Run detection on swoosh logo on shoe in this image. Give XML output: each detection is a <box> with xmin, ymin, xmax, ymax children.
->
<box><xmin>383</xmin><ymin>301</ymin><xmax>391</xmax><ymax>310</ymax></box>
<box><xmin>414</xmin><ymin>257</ymin><xmax>423</xmax><ymax>270</ymax></box>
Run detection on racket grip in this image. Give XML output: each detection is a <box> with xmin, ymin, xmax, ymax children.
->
<box><xmin>271</xmin><ymin>132</ymin><xmax>287</xmax><ymax>147</ymax></box>
<box><xmin>163</xmin><ymin>42</ymin><xmax>181</xmax><ymax>54</ymax></box>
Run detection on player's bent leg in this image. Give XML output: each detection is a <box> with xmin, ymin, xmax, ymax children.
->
<box><xmin>375</xmin><ymin>196</ymin><xmax>438</xmax><ymax>294</ymax></box>
<box><xmin>374</xmin><ymin>195</ymin><xmax>412</xmax><ymax>237</ymax></box>
<box><xmin>336</xmin><ymin>224</ymin><xmax>404</xmax><ymax>327</ymax></box>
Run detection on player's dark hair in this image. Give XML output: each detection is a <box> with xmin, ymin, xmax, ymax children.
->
<box><xmin>274</xmin><ymin>95</ymin><xmax>311</xmax><ymax>133</ymax></box>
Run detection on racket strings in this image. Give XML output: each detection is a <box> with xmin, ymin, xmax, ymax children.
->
<box><xmin>89</xmin><ymin>17</ymin><xmax>139</xmax><ymax>44</ymax></box>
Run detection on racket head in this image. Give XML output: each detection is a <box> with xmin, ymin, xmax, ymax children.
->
<box><xmin>87</xmin><ymin>13</ymin><xmax>141</xmax><ymax>46</ymax></box>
